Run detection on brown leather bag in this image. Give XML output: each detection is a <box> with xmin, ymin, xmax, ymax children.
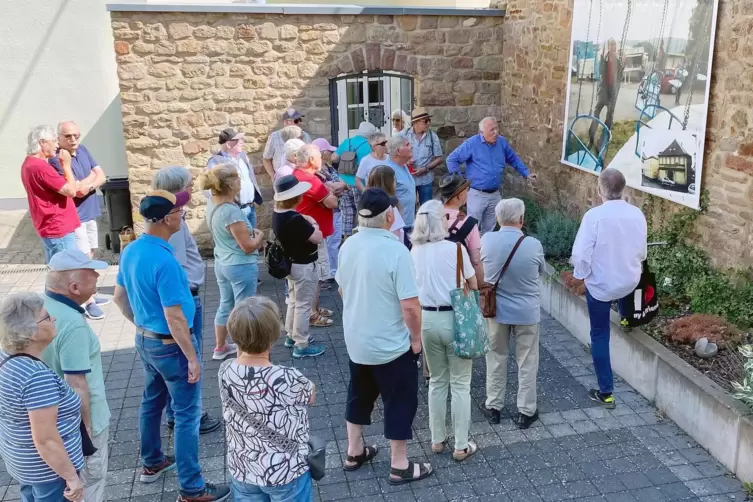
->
<box><xmin>479</xmin><ymin>235</ymin><xmax>526</xmax><ymax>318</ymax></box>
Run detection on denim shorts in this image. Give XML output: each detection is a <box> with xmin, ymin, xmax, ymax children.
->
<box><xmin>232</xmin><ymin>471</ymin><xmax>312</xmax><ymax>502</ymax></box>
<box><xmin>41</xmin><ymin>232</ymin><xmax>76</xmax><ymax>264</ymax></box>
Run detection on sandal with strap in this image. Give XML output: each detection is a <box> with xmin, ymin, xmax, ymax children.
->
<box><xmin>318</xmin><ymin>308</ymin><xmax>334</xmax><ymax>318</ymax></box>
<box><xmin>452</xmin><ymin>440</ymin><xmax>478</xmax><ymax>462</ymax></box>
<box><xmin>431</xmin><ymin>439</ymin><xmax>447</xmax><ymax>454</ymax></box>
<box><xmin>309</xmin><ymin>314</ymin><xmax>333</xmax><ymax>327</ymax></box>
<box><xmin>343</xmin><ymin>445</ymin><xmax>379</xmax><ymax>471</ymax></box>
<box><xmin>388</xmin><ymin>462</ymin><xmax>434</xmax><ymax>485</ymax></box>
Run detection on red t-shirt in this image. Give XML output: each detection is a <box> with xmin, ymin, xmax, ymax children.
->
<box><xmin>293</xmin><ymin>169</ymin><xmax>334</xmax><ymax>238</ymax></box>
<box><xmin>20</xmin><ymin>156</ymin><xmax>80</xmax><ymax>238</ymax></box>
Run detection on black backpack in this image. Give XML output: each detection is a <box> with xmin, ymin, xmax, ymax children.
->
<box><xmin>265</xmin><ymin>240</ymin><xmax>291</xmax><ymax>279</ymax></box>
<box><xmin>446</xmin><ymin>213</ymin><xmax>478</xmax><ymax>249</ymax></box>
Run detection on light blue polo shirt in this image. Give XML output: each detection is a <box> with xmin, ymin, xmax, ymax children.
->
<box><xmin>335</xmin><ymin>227</ymin><xmax>419</xmax><ymax>365</ymax></box>
<box><xmin>116</xmin><ymin>234</ymin><xmax>195</xmax><ymax>334</ymax></box>
<box><xmin>383</xmin><ymin>158</ymin><xmax>417</xmax><ymax>228</ymax></box>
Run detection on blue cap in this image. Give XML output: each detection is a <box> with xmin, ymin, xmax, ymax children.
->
<box><xmin>48</xmin><ymin>250</ymin><xmax>108</xmax><ymax>272</ymax></box>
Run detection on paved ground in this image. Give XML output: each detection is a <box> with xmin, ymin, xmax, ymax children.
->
<box><xmin>0</xmin><ymin>212</ymin><xmax>748</xmax><ymax>501</ymax></box>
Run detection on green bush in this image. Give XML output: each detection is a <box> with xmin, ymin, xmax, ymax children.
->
<box><xmin>732</xmin><ymin>345</ymin><xmax>753</xmax><ymax>409</ymax></box>
<box><xmin>535</xmin><ymin>211</ymin><xmax>580</xmax><ymax>259</ymax></box>
<box><xmin>688</xmin><ymin>272</ymin><xmax>753</xmax><ymax>330</ymax></box>
<box><xmin>521</xmin><ymin>197</ymin><xmax>544</xmax><ymax>235</ymax></box>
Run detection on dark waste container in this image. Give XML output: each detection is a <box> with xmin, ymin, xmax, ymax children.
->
<box><xmin>100</xmin><ymin>176</ymin><xmax>133</xmax><ymax>254</ymax></box>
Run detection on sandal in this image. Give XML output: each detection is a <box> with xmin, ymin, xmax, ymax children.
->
<box><xmin>318</xmin><ymin>308</ymin><xmax>334</xmax><ymax>318</ymax></box>
<box><xmin>343</xmin><ymin>445</ymin><xmax>378</xmax><ymax>471</ymax></box>
<box><xmin>388</xmin><ymin>462</ymin><xmax>434</xmax><ymax>485</ymax></box>
<box><xmin>431</xmin><ymin>439</ymin><xmax>447</xmax><ymax>454</ymax></box>
<box><xmin>452</xmin><ymin>440</ymin><xmax>478</xmax><ymax>462</ymax></box>
<box><xmin>309</xmin><ymin>314</ymin><xmax>333</xmax><ymax>327</ymax></box>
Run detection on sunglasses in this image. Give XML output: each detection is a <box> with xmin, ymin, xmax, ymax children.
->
<box><xmin>376</xmin><ymin>141</ymin><xmax>388</xmax><ymax>147</ymax></box>
<box><xmin>63</xmin><ymin>133</ymin><xmax>81</xmax><ymax>140</ymax></box>
<box><xmin>294</xmin><ymin>119</ymin><xmax>302</xmax><ymax>125</ymax></box>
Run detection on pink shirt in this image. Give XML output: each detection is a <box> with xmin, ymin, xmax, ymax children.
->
<box><xmin>445</xmin><ymin>208</ymin><xmax>481</xmax><ymax>252</ymax></box>
<box><xmin>274</xmin><ymin>161</ymin><xmax>295</xmax><ymax>183</ymax></box>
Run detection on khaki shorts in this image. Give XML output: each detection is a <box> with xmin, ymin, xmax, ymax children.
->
<box><xmin>74</xmin><ymin>220</ymin><xmax>98</xmax><ymax>255</ymax></box>
<box><xmin>316</xmin><ymin>241</ymin><xmax>331</xmax><ymax>281</ymax></box>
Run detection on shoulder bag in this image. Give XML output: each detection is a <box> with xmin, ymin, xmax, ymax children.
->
<box><xmin>0</xmin><ymin>354</ymin><xmax>97</xmax><ymax>457</ymax></box>
<box><xmin>478</xmin><ymin>235</ymin><xmax>526</xmax><ymax>318</ymax></box>
<box><xmin>221</xmin><ymin>387</ymin><xmax>326</xmax><ymax>481</ymax></box>
<box><xmin>449</xmin><ymin>243</ymin><xmax>489</xmax><ymax>359</ymax></box>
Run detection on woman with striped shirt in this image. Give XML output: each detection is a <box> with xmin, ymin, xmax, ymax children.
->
<box><xmin>0</xmin><ymin>293</ymin><xmax>84</xmax><ymax>502</ymax></box>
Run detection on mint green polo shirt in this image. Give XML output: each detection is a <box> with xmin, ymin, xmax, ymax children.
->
<box><xmin>335</xmin><ymin>226</ymin><xmax>419</xmax><ymax>365</ymax></box>
<box><xmin>41</xmin><ymin>292</ymin><xmax>111</xmax><ymax>436</ymax></box>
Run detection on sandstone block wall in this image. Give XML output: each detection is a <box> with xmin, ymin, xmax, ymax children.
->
<box><xmin>109</xmin><ymin>11</ymin><xmax>504</xmax><ymax>248</ymax></box>
<box><xmin>500</xmin><ymin>0</ymin><xmax>753</xmax><ymax>270</ymax></box>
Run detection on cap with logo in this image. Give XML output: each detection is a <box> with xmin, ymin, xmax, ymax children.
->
<box><xmin>140</xmin><ymin>190</ymin><xmax>190</xmax><ymax>222</ymax></box>
<box><xmin>48</xmin><ymin>249</ymin><xmax>108</xmax><ymax>272</ymax></box>
<box><xmin>283</xmin><ymin>108</ymin><xmax>304</xmax><ymax>121</ymax></box>
<box><xmin>218</xmin><ymin>128</ymin><xmax>244</xmax><ymax>145</ymax></box>
<box><xmin>357</xmin><ymin>188</ymin><xmax>399</xmax><ymax>218</ymax></box>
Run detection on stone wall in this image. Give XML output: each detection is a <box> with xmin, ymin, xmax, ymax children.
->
<box><xmin>500</xmin><ymin>0</ymin><xmax>753</xmax><ymax>270</ymax></box>
<box><xmin>109</xmin><ymin>11</ymin><xmax>504</xmax><ymax>247</ymax></box>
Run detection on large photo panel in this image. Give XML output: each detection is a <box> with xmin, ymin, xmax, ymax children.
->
<box><xmin>561</xmin><ymin>0</ymin><xmax>719</xmax><ymax>209</ymax></box>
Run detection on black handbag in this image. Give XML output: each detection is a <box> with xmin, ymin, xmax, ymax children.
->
<box><xmin>0</xmin><ymin>353</ymin><xmax>97</xmax><ymax>456</ymax></box>
<box><xmin>625</xmin><ymin>260</ymin><xmax>659</xmax><ymax>327</ymax></box>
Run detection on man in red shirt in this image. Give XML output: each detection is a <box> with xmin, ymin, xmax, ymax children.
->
<box><xmin>20</xmin><ymin>125</ymin><xmax>80</xmax><ymax>263</ymax></box>
<box><xmin>293</xmin><ymin>144</ymin><xmax>338</xmax><ymax>327</ymax></box>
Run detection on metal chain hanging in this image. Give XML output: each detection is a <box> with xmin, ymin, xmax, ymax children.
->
<box><xmin>589</xmin><ymin>0</ymin><xmax>603</xmax><ymax>115</ymax></box>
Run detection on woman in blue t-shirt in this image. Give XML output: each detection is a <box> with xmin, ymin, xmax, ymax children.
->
<box><xmin>201</xmin><ymin>165</ymin><xmax>266</xmax><ymax>362</ymax></box>
<box><xmin>0</xmin><ymin>292</ymin><xmax>85</xmax><ymax>502</ymax></box>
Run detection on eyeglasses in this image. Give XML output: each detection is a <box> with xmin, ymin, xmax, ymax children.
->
<box><xmin>63</xmin><ymin>133</ymin><xmax>81</xmax><ymax>140</ymax></box>
<box><xmin>37</xmin><ymin>313</ymin><xmax>52</xmax><ymax>324</ymax></box>
<box><xmin>168</xmin><ymin>207</ymin><xmax>185</xmax><ymax>217</ymax></box>
<box><xmin>376</xmin><ymin>141</ymin><xmax>388</xmax><ymax>147</ymax></box>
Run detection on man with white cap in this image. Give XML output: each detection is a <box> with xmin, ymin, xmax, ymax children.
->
<box><xmin>206</xmin><ymin>128</ymin><xmax>262</xmax><ymax>229</ymax></box>
<box><xmin>262</xmin><ymin>108</ymin><xmax>313</xmax><ymax>180</ymax></box>
<box><xmin>114</xmin><ymin>190</ymin><xmax>230</xmax><ymax>502</ymax></box>
<box><xmin>42</xmin><ymin>250</ymin><xmax>111</xmax><ymax>502</ymax></box>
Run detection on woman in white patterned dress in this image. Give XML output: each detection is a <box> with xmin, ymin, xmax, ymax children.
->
<box><xmin>219</xmin><ymin>297</ymin><xmax>316</xmax><ymax>501</ymax></box>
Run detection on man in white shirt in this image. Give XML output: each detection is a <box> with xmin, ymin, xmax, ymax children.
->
<box><xmin>571</xmin><ymin>168</ymin><xmax>647</xmax><ymax>409</ymax></box>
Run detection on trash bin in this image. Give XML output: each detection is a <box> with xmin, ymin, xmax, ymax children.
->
<box><xmin>100</xmin><ymin>176</ymin><xmax>133</xmax><ymax>254</ymax></box>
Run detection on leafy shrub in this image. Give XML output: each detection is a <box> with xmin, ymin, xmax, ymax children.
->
<box><xmin>666</xmin><ymin>314</ymin><xmax>738</xmax><ymax>345</ymax></box>
<box><xmin>731</xmin><ymin>345</ymin><xmax>753</xmax><ymax>409</ymax></box>
<box><xmin>521</xmin><ymin>197</ymin><xmax>544</xmax><ymax>235</ymax></box>
<box><xmin>648</xmin><ymin>242</ymin><xmax>711</xmax><ymax>302</ymax></box>
<box><xmin>535</xmin><ymin>211</ymin><xmax>580</xmax><ymax>259</ymax></box>
<box><xmin>687</xmin><ymin>272</ymin><xmax>753</xmax><ymax>330</ymax></box>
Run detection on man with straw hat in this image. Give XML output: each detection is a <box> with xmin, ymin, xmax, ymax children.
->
<box><xmin>404</xmin><ymin>107</ymin><xmax>444</xmax><ymax>206</ymax></box>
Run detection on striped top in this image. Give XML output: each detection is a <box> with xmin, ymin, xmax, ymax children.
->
<box><xmin>0</xmin><ymin>352</ymin><xmax>84</xmax><ymax>484</ymax></box>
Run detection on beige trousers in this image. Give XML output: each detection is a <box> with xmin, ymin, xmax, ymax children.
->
<box><xmin>485</xmin><ymin>321</ymin><xmax>540</xmax><ymax>416</ymax></box>
<box><xmin>82</xmin><ymin>426</ymin><xmax>109</xmax><ymax>502</ymax></box>
<box><xmin>285</xmin><ymin>263</ymin><xmax>318</xmax><ymax>347</ymax></box>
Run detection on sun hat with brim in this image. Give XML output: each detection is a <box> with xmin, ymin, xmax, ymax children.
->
<box><xmin>411</xmin><ymin>107</ymin><xmax>432</xmax><ymax>123</ymax></box>
<box><xmin>312</xmin><ymin>138</ymin><xmax>336</xmax><ymax>152</ymax></box>
<box><xmin>358</xmin><ymin>188</ymin><xmax>399</xmax><ymax>218</ymax></box>
<box><xmin>140</xmin><ymin>190</ymin><xmax>190</xmax><ymax>222</ymax></box>
<box><xmin>439</xmin><ymin>174</ymin><xmax>471</xmax><ymax>202</ymax></box>
<box><xmin>48</xmin><ymin>249</ymin><xmax>108</xmax><ymax>272</ymax></box>
<box><xmin>218</xmin><ymin>128</ymin><xmax>244</xmax><ymax>144</ymax></box>
<box><xmin>274</xmin><ymin>175</ymin><xmax>311</xmax><ymax>201</ymax></box>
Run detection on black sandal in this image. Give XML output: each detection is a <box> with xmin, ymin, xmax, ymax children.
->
<box><xmin>388</xmin><ymin>461</ymin><xmax>434</xmax><ymax>485</ymax></box>
<box><xmin>343</xmin><ymin>445</ymin><xmax>378</xmax><ymax>471</ymax></box>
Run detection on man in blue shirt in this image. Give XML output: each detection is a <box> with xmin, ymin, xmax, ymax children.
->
<box><xmin>385</xmin><ymin>135</ymin><xmax>417</xmax><ymax>234</ymax></box>
<box><xmin>114</xmin><ymin>190</ymin><xmax>230</xmax><ymax>502</ymax></box>
<box><xmin>446</xmin><ymin>117</ymin><xmax>536</xmax><ymax>234</ymax></box>
<box><xmin>49</xmin><ymin>121</ymin><xmax>109</xmax><ymax>320</ymax></box>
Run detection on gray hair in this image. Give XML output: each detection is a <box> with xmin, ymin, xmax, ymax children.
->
<box><xmin>152</xmin><ymin>165</ymin><xmax>192</xmax><ymax>193</ymax></box>
<box><xmin>280</xmin><ymin>125</ymin><xmax>303</xmax><ymax>142</ymax></box>
<box><xmin>284</xmin><ymin>139</ymin><xmax>305</xmax><ymax>163</ymax></box>
<box><xmin>57</xmin><ymin>120</ymin><xmax>76</xmax><ymax>135</ymax></box>
<box><xmin>412</xmin><ymin>200</ymin><xmax>448</xmax><ymax>246</ymax></box>
<box><xmin>357</xmin><ymin>121</ymin><xmax>377</xmax><ymax>137</ymax></box>
<box><xmin>479</xmin><ymin>117</ymin><xmax>498</xmax><ymax>132</ymax></box>
<box><xmin>368</xmin><ymin>131</ymin><xmax>387</xmax><ymax>146</ymax></box>
<box><xmin>599</xmin><ymin>168</ymin><xmax>626</xmax><ymax>200</ymax></box>
<box><xmin>357</xmin><ymin>208</ymin><xmax>390</xmax><ymax>229</ymax></box>
<box><xmin>295</xmin><ymin>144</ymin><xmax>320</xmax><ymax>166</ymax></box>
<box><xmin>387</xmin><ymin>135</ymin><xmax>409</xmax><ymax>157</ymax></box>
<box><xmin>0</xmin><ymin>293</ymin><xmax>45</xmax><ymax>352</ymax></box>
<box><xmin>26</xmin><ymin>125</ymin><xmax>56</xmax><ymax>155</ymax></box>
<box><xmin>495</xmin><ymin>198</ymin><xmax>526</xmax><ymax>226</ymax></box>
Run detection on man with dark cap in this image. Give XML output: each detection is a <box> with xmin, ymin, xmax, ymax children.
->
<box><xmin>206</xmin><ymin>128</ymin><xmax>262</xmax><ymax>229</ymax></box>
<box><xmin>263</xmin><ymin>108</ymin><xmax>312</xmax><ymax>180</ymax></box>
<box><xmin>114</xmin><ymin>190</ymin><xmax>230</xmax><ymax>502</ymax></box>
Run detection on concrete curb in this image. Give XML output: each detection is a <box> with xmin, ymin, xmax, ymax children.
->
<box><xmin>539</xmin><ymin>264</ymin><xmax>753</xmax><ymax>482</ymax></box>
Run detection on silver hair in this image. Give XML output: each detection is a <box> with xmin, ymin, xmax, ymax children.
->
<box><xmin>368</xmin><ymin>131</ymin><xmax>387</xmax><ymax>145</ymax></box>
<box><xmin>57</xmin><ymin>120</ymin><xmax>77</xmax><ymax>135</ymax></box>
<box><xmin>387</xmin><ymin>135</ymin><xmax>409</xmax><ymax>157</ymax></box>
<box><xmin>357</xmin><ymin>122</ymin><xmax>377</xmax><ymax>137</ymax></box>
<box><xmin>412</xmin><ymin>200</ymin><xmax>448</xmax><ymax>246</ymax></box>
<box><xmin>599</xmin><ymin>168</ymin><xmax>626</xmax><ymax>200</ymax></box>
<box><xmin>152</xmin><ymin>165</ymin><xmax>192</xmax><ymax>193</ymax></box>
<box><xmin>284</xmin><ymin>139</ymin><xmax>305</xmax><ymax>162</ymax></box>
<box><xmin>358</xmin><ymin>209</ymin><xmax>390</xmax><ymax>229</ymax></box>
<box><xmin>26</xmin><ymin>125</ymin><xmax>56</xmax><ymax>155</ymax></box>
<box><xmin>280</xmin><ymin>125</ymin><xmax>303</xmax><ymax>142</ymax></box>
<box><xmin>478</xmin><ymin>117</ymin><xmax>498</xmax><ymax>132</ymax></box>
<box><xmin>495</xmin><ymin>198</ymin><xmax>526</xmax><ymax>226</ymax></box>
<box><xmin>0</xmin><ymin>293</ymin><xmax>45</xmax><ymax>352</ymax></box>
<box><xmin>295</xmin><ymin>143</ymin><xmax>320</xmax><ymax>166</ymax></box>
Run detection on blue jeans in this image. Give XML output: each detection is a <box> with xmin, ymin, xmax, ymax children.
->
<box><xmin>326</xmin><ymin>211</ymin><xmax>343</xmax><ymax>277</ymax></box>
<box><xmin>41</xmin><ymin>232</ymin><xmax>76</xmax><ymax>264</ymax></box>
<box><xmin>243</xmin><ymin>205</ymin><xmax>257</xmax><ymax>229</ymax></box>
<box><xmin>136</xmin><ymin>334</ymin><xmax>204</xmax><ymax>496</ymax></box>
<box><xmin>214</xmin><ymin>262</ymin><xmax>259</xmax><ymax>326</ymax></box>
<box><xmin>585</xmin><ymin>289</ymin><xmax>630</xmax><ymax>395</ymax></box>
<box><xmin>20</xmin><ymin>477</ymin><xmax>67</xmax><ymax>502</ymax></box>
<box><xmin>416</xmin><ymin>183</ymin><xmax>433</xmax><ymax>206</ymax></box>
<box><xmin>166</xmin><ymin>296</ymin><xmax>203</xmax><ymax>422</ymax></box>
<box><xmin>232</xmin><ymin>472</ymin><xmax>312</xmax><ymax>502</ymax></box>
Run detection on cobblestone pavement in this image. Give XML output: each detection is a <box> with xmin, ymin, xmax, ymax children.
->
<box><xmin>0</xmin><ymin>213</ymin><xmax>747</xmax><ymax>502</ymax></box>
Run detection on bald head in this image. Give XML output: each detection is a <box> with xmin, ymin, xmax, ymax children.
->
<box><xmin>599</xmin><ymin>168</ymin><xmax>626</xmax><ymax>201</ymax></box>
<box><xmin>57</xmin><ymin>120</ymin><xmax>81</xmax><ymax>153</ymax></box>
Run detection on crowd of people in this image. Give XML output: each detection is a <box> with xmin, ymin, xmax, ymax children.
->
<box><xmin>2</xmin><ymin>105</ymin><xmax>648</xmax><ymax>502</ymax></box>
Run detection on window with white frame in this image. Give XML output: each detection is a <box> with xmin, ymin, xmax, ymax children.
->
<box><xmin>329</xmin><ymin>71</ymin><xmax>414</xmax><ymax>145</ymax></box>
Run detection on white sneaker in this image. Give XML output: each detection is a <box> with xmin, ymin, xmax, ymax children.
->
<box><xmin>212</xmin><ymin>343</ymin><xmax>238</xmax><ymax>360</ymax></box>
